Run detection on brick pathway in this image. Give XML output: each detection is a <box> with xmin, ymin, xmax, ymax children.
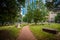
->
<box><xmin>17</xmin><ymin>26</ymin><xmax>37</xmax><ymax>40</ymax></box>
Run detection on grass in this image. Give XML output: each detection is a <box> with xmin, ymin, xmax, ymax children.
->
<box><xmin>0</xmin><ymin>25</ymin><xmax>20</xmax><ymax>40</ymax></box>
<box><xmin>20</xmin><ymin>23</ymin><xmax>28</xmax><ymax>27</ymax></box>
<box><xmin>30</xmin><ymin>23</ymin><xmax>60</xmax><ymax>40</ymax></box>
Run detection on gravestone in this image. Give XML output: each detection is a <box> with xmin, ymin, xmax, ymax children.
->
<box><xmin>42</xmin><ymin>28</ymin><xmax>58</xmax><ymax>34</ymax></box>
<box><xmin>42</xmin><ymin>28</ymin><xmax>60</xmax><ymax>40</ymax></box>
<box><xmin>16</xmin><ymin>23</ymin><xmax>21</xmax><ymax>28</ymax></box>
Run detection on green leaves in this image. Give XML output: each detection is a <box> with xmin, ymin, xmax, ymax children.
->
<box><xmin>18</xmin><ymin>0</ymin><xmax>25</xmax><ymax>7</ymax></box>
<box><xmin>0</xmin><ymin>0</ymin><xmax>25</xmax><ymax>25</ymax></box>
<box><xmin>23</xmin><ymin>0</ymin><xmax>48</xmax><ymax>24</ymax></box>
<box><xmin>55</xmin><ymin>13</ymin><xmax>60</xmax><ymax>23</ymax></box>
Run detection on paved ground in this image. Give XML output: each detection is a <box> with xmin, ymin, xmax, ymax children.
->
<box><xmin>17</xmin><ymin>26</ymin><xmax>37</xmax><ymax>40</ymax></box>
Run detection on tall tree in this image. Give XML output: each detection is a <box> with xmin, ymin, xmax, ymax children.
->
<box><xmin>33</xmin><ymin>0</ymin><xmax>48</xmax><ymax>24</ymax></box>
<box><xmin>0</xmin><ymin>0</ymin><xmax>25</xmax><ymax>25</ymax></box>
<box><xmin>23</xmin><ymin>5</ymin><xmax>33</xmax><ymax>23</ymax></box>
<box><xmin>23</xmin><ymin>0</ymin><xmax>48</xmax><ymax>24</ymax></box>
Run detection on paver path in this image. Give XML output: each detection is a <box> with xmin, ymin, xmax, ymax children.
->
<box><xmin>17</xmin><ymin>26</ymin><xmax>37</xmax><ymax>40</ymax></box>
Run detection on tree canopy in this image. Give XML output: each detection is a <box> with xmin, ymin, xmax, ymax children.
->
<box><xmin>46</xmin><ymin>0</ymin><xmax>60</xmax><ymax>10</ymax></box>
<box><xmin>23</xmin><ymin>0</ymin><xmax>48</xmax><ymax>24</ymax></box>
<box><xmin>0</xmin><ymin>0</ymin><xmax>25</xmax><ymax>25</ymax></box>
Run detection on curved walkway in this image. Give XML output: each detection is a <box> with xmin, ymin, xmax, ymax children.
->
<box><xmin>17</xmin><ymin>26</ymin><xmax>37</xmax><ymax>40</ymax></box>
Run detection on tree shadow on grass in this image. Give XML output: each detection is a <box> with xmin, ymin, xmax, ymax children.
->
<box><xmin>0</xmin><ymin>30</ymin><xmax>16</xmax><ymax>40</ymax></box>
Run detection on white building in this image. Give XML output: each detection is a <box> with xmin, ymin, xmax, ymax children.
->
<box><xmin>48</xmin><ymin>11</ymin><xmax>57</xmax><ymax>22</ymax></box>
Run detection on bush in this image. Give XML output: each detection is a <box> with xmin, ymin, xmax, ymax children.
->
<box><xmin>55</xmin><ymin>13</ymin><xmax>60</xmax><ymax>23</ymax></box>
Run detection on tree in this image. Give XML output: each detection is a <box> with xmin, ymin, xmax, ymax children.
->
<box><xmin>33</xmin><ymin>9</ymin><xmax>41</xmax><ymax>24</ymax></box>
<box><xmin>33</xmin><ymin>8</ymin><xmax>48</xmax><ymax>24</ymax></box>
<box><xmin>33</xmin><ymin>0</ymin><xmax>48</xmax><ymax>24</ymax></box>
<box><xmin>55</xmin><ymin>13</ymin><xmax>60</xmax><ymax>23</ymax></box>
<box><xmin>23</xmin><ymin>2</ymin><xmax>33</xmax><ymax>23</ymax></box>
<box><xmin>23</xmin><ymin>10</ymin><xmax>33</xmax><ymax>23</ymax></box>
<box><xmin>0</xmin><ymin>0</ymin><xmax>25</xmax><ymax>26</ymax></box>
<box><xmin>23</xmin><ymin>0</ymin><xmax>48</xmax><ymax>24</ymax></box>
<box><xmin>46</xmin><ymin>0</ymin><xmax>60</xmax><ymax>10</ymax></box>
<box><xmin>23</xmin><ymin>16</ymin><xmax>27</xmax><ymax>22</ymax></box>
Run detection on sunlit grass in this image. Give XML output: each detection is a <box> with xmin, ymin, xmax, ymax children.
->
<box><xmin>30</xmin><ymin>23</ymin><xmax>60</xmax><ymax>40</ymax></box>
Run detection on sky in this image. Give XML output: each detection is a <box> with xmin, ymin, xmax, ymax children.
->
<box><xmin>21</xmin><ymin>0</ymin><xmax>46</xmax><ymax>16</ymax></box>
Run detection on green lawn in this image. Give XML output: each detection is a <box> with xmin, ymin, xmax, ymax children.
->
<box><xmin>30</xmin><ymin>23</ymin><xmax>60</xmax><ymax>40</ymax></box>
<box><xmin>0</xmin><ymin>25</ymin><xmax>20</xmax><ymax>40</ymax></box>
